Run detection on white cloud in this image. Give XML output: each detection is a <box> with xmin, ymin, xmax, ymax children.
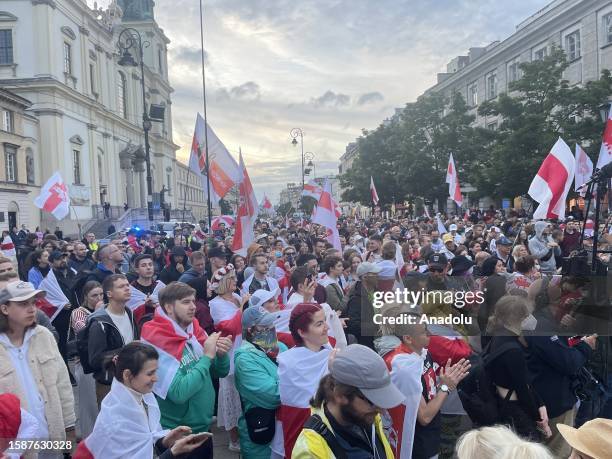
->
<box><xmin>90</xmin><ymin>0</ymin><xmax>550</xmax><ymax>202</ymax></box>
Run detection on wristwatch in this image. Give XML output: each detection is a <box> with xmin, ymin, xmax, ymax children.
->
<box><xmin>438</xmin><ymin>384</ymin><xmax>451</xmax><ymax>393</ymax></box>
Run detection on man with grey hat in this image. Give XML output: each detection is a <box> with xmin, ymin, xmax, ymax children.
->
<box><xmin>293</xmin><ymin>344</ymin><xmax>402</xmax><ymax>458</ymax></box>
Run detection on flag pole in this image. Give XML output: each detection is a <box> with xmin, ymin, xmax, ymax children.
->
<box><xmin>199</xmin><ymin>0</ymin><xmax>212</xmax><ymax>231</ymax></box>
<box><xmin>69</xmin><ymin>204</ymin><xmax>82</xmax><ymax>240</ymax></box>
<box><xmin>182</xmin><ymin>167</ymin><xmax>190</xmax><ymax>223</ymax></box>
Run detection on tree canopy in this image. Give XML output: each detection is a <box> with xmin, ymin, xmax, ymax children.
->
<box><xmin>340</xmin><ymin>48</ymin><xmax>612</xmax><ymax>206</ymax></box>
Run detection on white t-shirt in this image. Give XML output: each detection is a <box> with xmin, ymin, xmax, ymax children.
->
<box><xmin>107</xmin><ymin>309</ymin><xmax>134</xmax><ymax>344</ymax></box>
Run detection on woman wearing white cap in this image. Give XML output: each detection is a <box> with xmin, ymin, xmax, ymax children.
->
<box><xmin>0</xmin><ymin>281</ymin><xmax>76</xmax><ymax>457</ymax></box>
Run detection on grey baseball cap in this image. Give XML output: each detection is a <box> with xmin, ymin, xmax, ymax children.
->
<box><xmin>330</xmin><ymin>344</ymin><xmax>405</xmax><ymax>409</ymax></box>
<box><xmin>242</xmin><ymin>306</ymin><xmax>279</xmax><ymax>330</ymax></box>
<box><xmin>356</xmin><ymin>262</ymin><xmax>381</xmax><ymax>278</ymax></box>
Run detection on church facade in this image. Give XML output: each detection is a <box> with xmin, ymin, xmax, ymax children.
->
<box><xmin>0</xmin><ymin>0</ymin><xmax>179</xmax><ymax>234</ymax></box>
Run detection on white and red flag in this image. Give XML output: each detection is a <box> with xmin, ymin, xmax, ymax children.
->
<box><xmin>126</xmin><ymin>281</ymin><xmax>165</xmax><ymax>327</ymax></box>
<box><xmin>312</xmin><ymin>180</ymin><xmax>341</xmax><ymax>251</ymax></box>
<box><xmin>271</xmin><ymin>345</ymin><xmax>331</xmax><ymax>458</ymax></box>
<box><xmin>231</xmin><ymin>152</ymin><xmax>259</xmax><ymax>257</ymax></box>
<box><xmin>528</xmin><ymin>137</ymin><xmax>575</xmax><ymax>220</ymax></box>
<box><xmin>370</xmin><ymin>176</ymin><xmax>379</xmax><ymax>205</ymax></box>
<box><xmin>38</xmin><ymin>270</ymin><xmax>69</xmax><ymax>322</ymax></box>
<box><xmin>446</xmin><ymin>153</ymin><xmax>463</xmax><ymax>207</ymax></box>
<box><xmin>597</xmin><ymin>103</ymin><xmax>612</xmax><ymax>171</ymax></box>
<box><xmin>34</xmin><ymin>172</ymin><xmax>70</xmax><ymax>220</ymax></box>
<box><xmin>140</xmin><ymin>307</ymin><xmax>207</xmax><ymax>399</ymax></box>
<box><xmin>385</xmin><ymin>351</ymin><xmax>423</xmax><ymax>458</ymax></box>
<box><xmin>1</xmin><ymin>235</ymin><xmax>16</xmax><ymax>258</ymax></box>
<box><xmin>574</xmin><ymin>144</ymin><xmax>593</xmax><ymax>196</ymax></box>
<box><xmin>302</xmin><ymin>179</ymin><xmax>323</xmax><ymax>200</ymax></box>
<box><xmin>189</xmin><ymin>113</ymin><xmax>241</xmax><ymax>205</ymax></box>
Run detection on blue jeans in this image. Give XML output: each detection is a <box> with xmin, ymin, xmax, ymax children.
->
<box><xmin>575</xmin><ymin>373</ymin><xmax>612</xmax><ymax>427</ymax></box>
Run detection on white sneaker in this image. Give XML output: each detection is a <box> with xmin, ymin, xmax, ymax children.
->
<box><xmin>228</xmin><ymin>440</ymin><xmax>241</xmax><ymax>452</ymax></box>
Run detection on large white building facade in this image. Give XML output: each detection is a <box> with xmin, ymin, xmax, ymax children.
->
<box><xmin>0</xmin><ymin>0</ymin><xmax>179</xmax><ymax>234</ymax></box>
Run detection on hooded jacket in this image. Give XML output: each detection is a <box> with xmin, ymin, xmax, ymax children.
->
<box><xmin>159</xmin><ymin>246</ymin><xmax>189</xmax><ymax>285</ymax></box>
<box><xmin>528</xmin><ymin>222</ymin><xmax>558</xmax><ymax>274</ymax></box>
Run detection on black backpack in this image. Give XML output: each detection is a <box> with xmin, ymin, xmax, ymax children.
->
<box><xmin>75</xmin><ymin>315</ymin><xmax>98</xmax><ymax>374</ymax></box>
<box><xmin>458</xmin><ymin>341</ymin><xmax>521</xmax><ymax>426</ymax></box>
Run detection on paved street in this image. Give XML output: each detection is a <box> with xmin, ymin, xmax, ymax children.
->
<box><xmin>210</xmin><ymin>425</ymin><xmax>240</xmax><ymax>459</ymax></box>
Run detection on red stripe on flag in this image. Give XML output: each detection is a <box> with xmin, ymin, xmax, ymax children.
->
<box><xmin>537</xmin><ymin>153</ymin><xmax>569</xmax><ymax>218</ymax></box>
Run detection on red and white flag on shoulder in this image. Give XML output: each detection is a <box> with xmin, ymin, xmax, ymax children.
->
<box><xmin>597</xmin><ymin>103</ymin><xmax>612</xmax><ymax>171</ymax></box>
<box><xmin>446</xmin><ymin>153</ymin><xmax>463</xmax><ymax>207</ymax></box>
<box><xmin>574</xmin><ymin>144</ymin><xmax>593</xmax><ymax>197</ymax></box>
<box><xmin>528</xmin><ymin>137</ymin><xmax>575</xmax><ymax>220</ymax></box>
<box><xmin>34</xmin><ymin>172</ymin><xmax>70</xmax><ymax>220</ymax></box>
<box><xmin>312</xmin><ymin>180</ymin><xmax>341</xmax><ymax>251</ymax></box>
<box><xmin>231</xmin><ymin>152</ymin><xmax>259</xmax><ymax>257</ymax></box>
<box><xmin>1</xmin><ymin>235</ymin><xmax>16</xmax><ymax>258</ymax></box>
<box><xmin>370</xmin><ymin>176</ymin><xmax>379</xmax><ymax>205</ymax></box>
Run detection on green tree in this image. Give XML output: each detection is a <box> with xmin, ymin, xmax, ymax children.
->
<box><xmin>475</xmin><ymin>47</ymin><xmax>612</xmax><ymax>198</ymax></box>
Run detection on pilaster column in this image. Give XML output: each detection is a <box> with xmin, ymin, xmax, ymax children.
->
<box><xmin>119</xmin><ymin>152</ymin><xmax>135</xmax><ymax>208</ymax></box>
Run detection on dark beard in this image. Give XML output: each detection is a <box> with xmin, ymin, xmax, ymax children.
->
<box><xmin>339</xmin><ymin>403</ymin><xmax>372</xmax><ymax>429</ymax></box>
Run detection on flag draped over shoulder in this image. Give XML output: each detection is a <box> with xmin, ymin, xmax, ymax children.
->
<box><xmin>1</xmin><ymin>235</ymin><xmax>16</xmax><ymax>259</ymax></box>
<box><xmin>140</xmin><ymin>308</ymin><xmax>207</xmax><ymax>399</ymax></box>
<box><xmin>386</xmin><ymin>352</ymin><xmax>424</xmax><ymax>459</ymax></box>
<box><xmin>34</xmin><ymin>172</ymin><xmax>70</xmax><ymax>220</ymax></box>
<box><xmin>189</xmin><ymin>113</ymin><xmax>241</xmax><ymax>205</ymax></box>
<box><xmin>271</xmin><ymin>346</ymin><xmax>331</xmax><ymax>458</ymax></box>
<box><xmin>528</xmin><ymin>137</ymin><xmax>575</xmax><ymax>220</ymax></box>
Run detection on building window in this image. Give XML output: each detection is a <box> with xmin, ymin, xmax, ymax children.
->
<box><xmin>89</xmin><ymin>63</ymin><xmax>96</xmax><ymax>94</ymax></box>
<box><xmin>565</xmin><ymin>30</ymin><xmax>581</xmax><ymax>61</ymax></box>
<box><xmin>487</xmin><ymin>121</ymin><xmax>498</xmax><ymax>131</ymax></box>
<box><xmin>73</xmin><ymin>149</ymin><xmax>81</xmax><ymax>184</ymax></box>
<box><xmin>533</xmin><ymin>46</ymin><xmax>547</xmax><ymax>61</ymax></box>
<box><xmin>2</xmin><ymin>110</ymin><xmax>13</xmax><ymax>132</ymax></box>
<box><xmin>63</xmin><ymin>42</ymin><xmax>72</xmax><ymax>74</ymax></box>
<box><xmin>158</xmin><ymin>48</ymin><xmax>163</xmax><ymax>74</ymax></box>
<box><xmin>26</xmin><ymin>148</ymin><xmax>34</xmax><ymax>184</ymax></box>
<box><xmin>507</xmin><ymin>58</ymin><xmax>520</xmax><ymax>84</ymax></box>
<box><xmin>485</xmin><ymin>71</ymin><xmax>497</xmax><ymax>100</ymax></box>
<box><xmin>117</xmin><ymin>71</ymin><xmax>127</xmax><ymax>119</ymax></box>
<box><xmin>97</xmin><ymin>154</ymin><xmax>103</xmax><ymax>185</ymax></box>
<box><xmin>0</xmin><ymin>29</ymin><xmax>13</xmax><ymax>65</ymax></box>
<box><xmin>5</xmin><ymin>145</ymin><xmax>16</xmax><ymax>182</ymax></box>
<box><xmin>604</xmin><ymin>13</ymin><xmax>612</xmax><ymax>45</ymax></box>
<box><xmin>468</xmin><ymin>82</ymin><xmax>478</xmax><ymax>106</ymax></box>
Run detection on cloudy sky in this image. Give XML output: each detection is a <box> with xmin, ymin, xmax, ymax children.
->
<box><xmin>95</xmin><ymin>0</ymin><xmax>550</xmax><ymax>202</ymax></box>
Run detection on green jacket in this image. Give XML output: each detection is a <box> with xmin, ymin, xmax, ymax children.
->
<box><xmin>234</xmin><ymin>340</ymin><xmax>287</xmax><ymax>459</ymax></box>
<box><xmin>157</xmin><ymin>345</ymin><xmax>230</xmax><ymax>433</ymax></box>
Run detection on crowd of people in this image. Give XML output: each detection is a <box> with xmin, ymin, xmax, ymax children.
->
<box><xmin>0</xmin><ymin>205</ymin><xmax>611</xmax><ymax>458</ymax></box>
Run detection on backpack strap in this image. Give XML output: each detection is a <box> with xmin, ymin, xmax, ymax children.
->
<box><xmin>303</xmin><ymin>414</ymin><xmax>348</xmax><ymax>459</ymax></box>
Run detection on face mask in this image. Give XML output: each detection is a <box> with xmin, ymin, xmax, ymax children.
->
<box><xmin>251</xmin><ymin>327</ymin><xmax>279</xmax><ymax>357</ymax></box>
<box><xmin>275</xmin><ymin>251</ymin><xmax>282</xmax><ymax>258</ymax></box>
<box><xmin>521</xmin><ymin>314</ymin><xmax>538</xmax><ymax>331</ymax></box>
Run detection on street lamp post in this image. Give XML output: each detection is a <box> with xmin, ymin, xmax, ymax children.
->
<box><xmin>118</xmin><ymin>28</ymin><xmax>154</xmax><ymax>222</ymax></box>
<box><xmin>290</xmin><ymin>128</ymin><xmax>305</xmax><ymax>190</ymax></box>
<box><xmin>304</xmin><ymin>152</ymin><xmax>315</xmax><ymax>178</ymax></box>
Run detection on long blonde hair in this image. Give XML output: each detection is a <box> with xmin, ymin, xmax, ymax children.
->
<box><xmin>486</xmin><ymin>295</ymin><xmax>530</xmax><ymax>335</ymax></box>
<box><xmin>456</xmin><ymin>425</ymin><xmax>552</xmax><ymax>459</ymax></box>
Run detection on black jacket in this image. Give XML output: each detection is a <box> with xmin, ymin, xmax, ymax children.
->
<box><xmin>526</xmin><ymin>309</ymin><xmax>592</xmax><ymax>418</ymax></box>
<box><xmin>159</xmin><ymin>246</ymin><xmax>189</xmax><ymax>285</ymax></box>
<box><xmin>346</xmin><ymin>281</ymin><xmax>375</xmax><ymax>350</ymax></box>
<box><xmin>69</xmin><ymin>256</ymin><xmax>95</xmax><ymax>274</ymax></box>
<box><xmin>87</xmin><ymin>307</ymin><xmax>139</xmax><ymax>385</ymax></box>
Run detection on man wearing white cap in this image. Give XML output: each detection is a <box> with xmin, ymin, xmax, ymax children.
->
<box><xmin>293</xmin><ymin>344</ymin><xmax>403</xmax><ymax>458</ymax></box>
